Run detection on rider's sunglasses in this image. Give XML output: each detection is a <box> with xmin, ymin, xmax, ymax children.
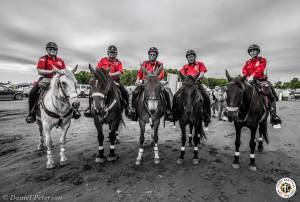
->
<box><xmin>47</xmin><ymin>48</ymin><xmax>57</xmax><ymax>51</ymax></box>
<box><xmin>149</xmin><ymin>53</ymin><xmax>157</xmax><ymax>57</ymax></box>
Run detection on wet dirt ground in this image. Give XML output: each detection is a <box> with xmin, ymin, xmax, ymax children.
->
<box><xmin>0</xmin><ymin>99</ymin><xmax>299</xmax><ymax>202</ymax></box>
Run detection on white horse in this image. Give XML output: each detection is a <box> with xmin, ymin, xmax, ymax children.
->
<box><xmin>36</xmin><ymin>66</ymin><xmax>79</xmax><ymax>169</ymax></box>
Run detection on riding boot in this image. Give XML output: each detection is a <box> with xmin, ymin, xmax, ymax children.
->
<box><xmin>84</xmin><ymin>94</ymin><xmax>93</xmax><ymax>118</ymax></box>
<box><xmin>198</xmin><ymin>84</ymin><xmax>211</xmax><ymax>125</ymax></box>
<box><xmin>25</xmin><ymin>85</ymin><xmax>40</xmax><ymax>123</ymax></box>
<box><xmin>270</xmin><ymin>101</ymin><xmax>282</xmax><ymax>126</ymax></box>
<box><xmin>269</xmin><ymin>82</ymin><xmax>279</xmax><ymax>101</ymax></box>
<box><xmin>162</xmin><ymin>89</ymin><xmax>173</xmax><ymax>121</ymax></box>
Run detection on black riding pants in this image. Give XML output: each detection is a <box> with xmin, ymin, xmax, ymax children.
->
<box><xmin>28</xmin><ymin>84</ymin><xmax>40</xmax><ymax>114</ymax></box>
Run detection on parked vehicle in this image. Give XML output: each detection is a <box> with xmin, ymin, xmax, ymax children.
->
<box><xmin>77</xmin><ymin>84</ymin><xmax>90</xmax><ymax>98</ymax></box>
<box><xmin>0</xmin><ymin>85</ymin><xmax>24</xmax><ymax>100</ymax></box>
<box><xmin>294</xmin><ymin>88</ymin><xmax>300</xmax><ymax>99</ymax></box>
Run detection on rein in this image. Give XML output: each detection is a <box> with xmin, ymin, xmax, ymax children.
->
<box><xmin>41</xmin><ymin>74</ymin><xmax>74</xmax><ymax>126</ymax></box>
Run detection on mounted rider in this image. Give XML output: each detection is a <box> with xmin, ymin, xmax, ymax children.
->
<box><xmin>25</xmin><ymin>42</ymin><xmax>81</xmax><ymax>123</ymax></box>
<box><xmin>127</xmin><ymin>47</ymin><xmax>173</xmax><ymax>121</ymax></box>
<box><xmin>173</xmin><ymin>49</ymin><xmax>211</xmax><ymax>125</ymax></box>
<box><xmin>242</xmin><ymin>44</ymin><xmax>281</xmax><ymax>126</ymax></box>
<box><xmin>84</xmin><ymin>45</ymin><xmax>130</xmax><ymax>117</ymax></box>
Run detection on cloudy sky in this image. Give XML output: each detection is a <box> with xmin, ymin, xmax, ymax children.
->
<box><xmin>1</xmin><ymin>0</ymin><xmax>299</xmax><ymax>83</ymax></box>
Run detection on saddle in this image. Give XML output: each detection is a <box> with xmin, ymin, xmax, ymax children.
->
<box><xmin>253</xmin><ymin>81</ymin><xmax>271</xmax><ymax>110</ymax></box>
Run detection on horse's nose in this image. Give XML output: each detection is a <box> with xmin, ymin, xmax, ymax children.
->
<box><xmin>150</xmin><ymin>109</ymin><xmax>156</xmax><ymax>114</ymax></box>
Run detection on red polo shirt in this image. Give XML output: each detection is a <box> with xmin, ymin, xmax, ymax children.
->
<box><xmin>242</xmin><ymin>56</ymin><xmax>266</xmax><ymax>79</ymax></box>
<box><xmin>180</xmin><ymin>61</ymin><xmax>207</xmax><ymax>77</ymax></box>
<box><xmin>96</xmin><ymin>57</ymin><xmax>123</xmax><ymax>80</ymax></box>
<box><xmin>37</xmin><ymin>55</ymin><xmax>66</xmax><ymax>78</ymax></box>
<box><xmin>137</xmin><ymin>60</ymin><xmax>164</xmax><ymax>80</ymax></box>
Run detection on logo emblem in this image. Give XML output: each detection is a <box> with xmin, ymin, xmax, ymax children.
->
<box><xmin>276</xmin><ymin>178</ymin><xmax>296</xmax><ymax>198</ymax></box>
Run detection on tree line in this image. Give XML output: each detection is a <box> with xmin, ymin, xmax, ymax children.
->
<box><xmin>75</xmin><ymin>69</ymin><xmax>229</xmax><ymax>88</ymax></box>
<box><xmin>75</xmin><ymin>69</ymin><xmax>300</xmax><ymax>89</ymax></box>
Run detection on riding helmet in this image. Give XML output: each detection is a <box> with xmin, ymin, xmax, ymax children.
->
<box><xmin>107</xmin><ymin>45</ymin><xmax>118</xmax><ymax>53</ymax></box>
<box><xmin>186</xmin><ymin>49</ymin><xmax>196</xmax><ymax>57</ymax></box>
<box><xmin>45</xmin><ymin>42</ymin><xmax>58</xmax><ymax>49</ymax></box>
<box><xmin>148</xmin><ymin>47</ymin><xmax>159</xmax><ymax>55</ymax></box>
<box><xmin>247</xmin><ymin>44</ymin><xmax>260</xmax><ymax>54</ymax></box>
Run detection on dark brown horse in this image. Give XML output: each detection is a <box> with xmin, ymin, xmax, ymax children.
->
<box><xmin>173</xmin><ymin>75</ymin><xmax>206</xmax><ymax>165</ymax></box>
<box><xmin>225</xmin><ymin>70</ymin><xmax>269</xmax><ymax>171</ymax></box>
<box><xmin>88</xmin><ymin>65</ymin><xmax>124</xmax><ymax>163</ymax></box>
<box><xmin>135</xmin><ymin>66</ymin><xmax>165</xmax><ymax>165</ymax></box>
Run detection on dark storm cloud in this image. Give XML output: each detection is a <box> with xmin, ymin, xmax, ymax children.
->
<box><xmin>0</xmin><ymin>0</ymin><xmax>300</xmax><ymax>83</ymax></box>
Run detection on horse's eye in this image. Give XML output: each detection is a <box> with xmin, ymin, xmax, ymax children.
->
<box><xmin>61</xmin><ymin>82</ymin><xmax>66</xmax><ymax>86</ymax></box>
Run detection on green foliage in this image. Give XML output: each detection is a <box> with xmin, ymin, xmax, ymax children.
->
<box><xmin>202</xmin><ymin>78</ymin><xmax>228</xmax><ymax>88</ymax></box>
<box><xmin>275</xmin><ymin>77</ymin><xmax>300</xmax><ymax>89</ymax></box>
<box><xmin>75</xmin><ymin>71</ymin><xmax>92</xmax><ymax>84</ymax></box>
<box><xmin>120</xmin><ymin>69</ymin><xmax>138</xmax><ymax>86</ymax></box>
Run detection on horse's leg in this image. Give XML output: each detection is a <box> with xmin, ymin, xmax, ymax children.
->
<box><xmin>192</xmin><ymin>125</ymin><xmax>201</xmax><ymax>165</ymax></box>
<box><xmin>249</xmin><ymin>126</ymin><xmax>258</xmax><ymax>171</ymax></box>
<box><xmin>44</xmin><ymin>122</ymin><xmax>54</xmax><ymax>169</ymax></box>
<box><xmin>107</xmin><ymin>122</ymin><xmax>119</xmax><ymax>162</ymax></box>
<box><xmin>153</xmin><ymin>119</ymin><xmax>160</xmax><ymax>165</ymax></box>
<box><xmin>187</xmin><ymin>124</ymin><xmax>193</xmax><ymax>147</ymax></box>
<box><xmin>59</xmin><ymin>121</ymin><xmax>71</xmax><ymax>165</ymax></box>
<box><xmin>94</xmin><ymin>117</ymin><xmax>105</xmax><ymax>163</ymax></box>
<box><xmin>257</xmin><ymin>121</ymin><xmax>265</xmax><ymax>153</ymax></box>
<box><xmin>176</xmin><ymin>122</ymin><xmax>186</xmax><ymax>165</ymax></box>
<box><xmin>136</xmin><ymin>120</ymin><xmax>146</xmax><ymax>165</ymax></box>
<box><xmin>37</xmin><ymin>119</ymin><xmax>45</xmax><ymax>151</ymax></box>
<box><xmin>232</xmin><ymin>123</ymin><xmax>242</xmax><ymax>169</ymax></box>
<box><xmin>115</xmin><ymin>126</ymin><xmax>120</xmax><ymax>144</ymax></box>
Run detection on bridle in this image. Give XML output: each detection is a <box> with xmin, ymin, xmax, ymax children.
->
<box><xmin>226</xmin><ymin>81</ymin><xmax>255</xmax><ymax>122</ymax></box>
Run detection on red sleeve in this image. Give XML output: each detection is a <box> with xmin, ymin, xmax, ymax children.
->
<box><xmin>115</xmin><ymin>61</ymin><xmax>123</xmax><ymax>74</ymax></box>
<box><xmin>37</xmin><ymin>57</ymin><xmax>46</xmax><ymax>69</ymax></box>
<box><xmin>242</xmin><ymin>61</ymin><xmax>249</xmax><ymax>77</ymax></box>
<box><xmin>198</xmin><ymin>62</ymin><xmax>207</xmax><ymax>73</ymax></box>
<box><xmin>180</xmin><ymin>65</ymin><xmax>186</xmax><ymax>76</ymax></box>
<box><xmin>137</xmin><ymin>61</ymin><xmax>147</xmax><ymax>80</ymax></box>
<box><xmin>253</xmin><ymin>58</ymin><xmax>266</xmax><ymax>78</ymax></box>
<box><xmin>61</xmin><ymin>59</ymin><xmax>66</xmax><ymax>69</ymax></box>
<box><xmin>96</xmin><ymin>58</ymin><xmax>105</xmax><ymax>69</ymax></box>
<box><xmin>158</xmin><ymin>65</ymin><xmax>164</xmax><ymax>80</ymax></box>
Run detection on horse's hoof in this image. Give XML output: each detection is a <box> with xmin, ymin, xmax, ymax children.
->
<box><xmin>192</xmin><ymin>158</ymin><xmax>199</xmax><ymax>165</ymax></box>
<box><xmin>154</xmin><ymin>158</ymin><xmax>160</xmax><ymax>165</ymax></box>
<box><xmin>60</xmin><ymin>160</ymin><xmax>68</xmax><ymax>166</ymax></box>
<box><xmin>115</xmin><ymin>139</ymin><xmax>120</xmax><ymax>144</ymax></box>
<box><xmin>187</xmin><ymin>142</ymin><xmax>192</xmax><ymax>147</ymax></box>
<box><xmin>135</xmin><ymin>159</ymin><xmax>141</xmax><ymax>166</ymax></box>
<box><xmin>232</xmin><ymin>163</ymin><xmax>240</xmax><ymax>169</ymax></box>
<box><xmin>107</xmin><ymin>155</ymin><xmax>117</xmax><ymax>162</ymax></box>
<box><xmin>37</xmin><ymin>144</ymin><xmax>45</xmax><ymax>151</ymax></box>
<box><xmin>248</xmin><ymin>165</ymin><xmax>257</xmax><ymax>171</ymax></box>
<box><xmin>176</xmin><ymin>158</ymin><xmax>184</xmax><ymax>165</ymax></box>
<box><xmin>95</xmin><ymin>157</ymin><xmax>105</xmax><ymax>163</ymax></box>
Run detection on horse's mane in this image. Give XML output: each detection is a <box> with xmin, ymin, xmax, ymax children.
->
<box><xmin>231</xmin><ymin>76</ymin><xmax>246</xmax><ymax>89</ymax></box>
<box><xmin>182</xmin><ymin>75</ymin><xmax>197</xmax><ymax>86</ymax></box>
<box><xmin>50</xmin><ymin>70</ymin><xmax>77</xmax><ymax>94</ymax></box>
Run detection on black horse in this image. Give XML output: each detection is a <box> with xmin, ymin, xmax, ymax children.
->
<box><xmin>173</xmin><ymin>75</ymin><xmax>206</xmax><ymax>165</ymax></box>
<box><xmin>88</xmin><ymin>65</ymin><xmax>124</xmax><ymax>163</ymax></box>
<box><xmin>225</xmin><ymin>70</ymin><xmax>269</xmax><ymax>171</ymax></box>
<box><xmin>135</xmin><ymin>67</ymin><xmax>165</xmax><ymax>165</ymax></box>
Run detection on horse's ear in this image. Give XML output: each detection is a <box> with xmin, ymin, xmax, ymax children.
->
<box><xmin>179</xmin><ymin>72</ymin><xmax>186</xmax><ymax>81</ymax></box>
<box><xmin>88</xmin><ymin>64</ymin><xmax>95</xmax><ymax>74</ymax></box>
<box><xmin>72</xmin><ymin>65</ymin><xmax>78</xmax><ymax>74</ymax></box>
<box><xmin>225</xmin><ymin>70</ymin><xmax>233</xmax><ymax>82</ymax></box>
<box><xmin>241</xmin><ymin>75</ymin><xmax>247</xmax><ymax>82</ymax></box>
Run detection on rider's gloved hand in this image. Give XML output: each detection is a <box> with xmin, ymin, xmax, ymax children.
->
<box><xmin>135</xmin><ymin>79</ymin><xmax>142</xmax><ymax>85</ymax></box>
